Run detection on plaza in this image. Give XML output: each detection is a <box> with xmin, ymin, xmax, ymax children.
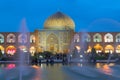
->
<box><xmin>1</xmin><ymin>0</ymin><xmax>120</xmax><ymax>80</ymax></box>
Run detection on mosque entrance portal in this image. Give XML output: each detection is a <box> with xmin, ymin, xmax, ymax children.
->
<box><xmin>47</xmin><ymin>33</ymin><xmax>59</xmax><ymax>53</ymax></box>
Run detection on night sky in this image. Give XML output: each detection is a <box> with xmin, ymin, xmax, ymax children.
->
<box><xmin>0</xmin><ymin>0</ymin><xmax>120</xmax><ymax>32</ymax></box>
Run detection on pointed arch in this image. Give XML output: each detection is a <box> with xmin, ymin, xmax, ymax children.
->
<box><xmin>93</xmin><ymin>33</ymin><xmax>102</xmax><ymax>42</ymax></box>
<box><xmin>7</xmin><ymin>33</ymin><xmax>16</xmax><ymax>43</ymax></box>
<box><xmin>116</xmin><ymin>45</ymin><xmax>120</xmax><ymax>53</ymax></box>
<box><xmin>94</xmin><ymin>44</ymin><xmax>103</xmax><ymax>53</ymax></box>
<box><xmin>104</xmin><ymin>33</ymin><xmax>113</xmax><ymax>42</ymax></box>
<box><xmin>81</xmin><ymin>33</ymin><xmax>91</xmax><ymax>42</ymax></box>
<box><xmin>0</xmin><ymin>45</ymin><xmax>4</xmax><ymax>54</ymax></box>
<box><xmin>105</xmin><ymin>45</ymin><xmax>114</xmax><ymax>53</ymax></box>
<box><xmin>30</xmin><ymin>46</ymin><xmax>36</xmax><ymax>56</ymax></box>
<box><xmin>0</xmin><ymin>34</ymin><xmax>4</xmax><ymax>43</ymax></box>
<box><xmin>87</xmin><ymin>46</ymin><xmax>92</xmax><ymax>53</ymax></box>
<box><xmin>74</xmin><ymin>33</ymin><xmax>80</xmax><ymax>43</ymax></box>
<box><xmin>75</xmin><ymin>46</ymin><xmax>81</xmax><ymax>52</ymax></box>
<box><xmin>30</xmin><ymin>35</ymin><xmax>35</xmax><ymax>43</ymax></box>
<box><xmin>116</xmin><ymin>33</ymin><xmax>120</xmax><ymax>42</ymax></box>
<box><xmin>6</xmin><ymin>45</ymin><xmax>16</xmax><ymax>55</ymax></box>
<box><xmin>18</xmin><ymin>34</ymin><xmax>27</xmax><ymax>43</ymax></box>
<box><xmin>46</xmin><ymin>33</ymin><xmax>59</xmax><ymax>53</ymax></box>
<box><xmin>19</xmin><ymin>45</ymin><xmax>27</xmax><ymax>52</ymax></box>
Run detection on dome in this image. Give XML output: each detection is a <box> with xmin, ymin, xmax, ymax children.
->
<box><xmin>44</xmin><ymin>11</ymin><xmax>75</xmax><ymax>30</ymax></box>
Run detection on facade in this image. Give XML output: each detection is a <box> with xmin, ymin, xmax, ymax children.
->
<box><xmin>0</xmin><ymin>11</ymin><xmax>120</xmax><ymax>56</ymax></box>
<box><xmin>73</xmin><ymin>32</ymin><xmax>120</xmax><ymax>54</ymax></box>
<box><xmin>0</xmin><ymin>32</ymin><xmax>36</xmax><ymax>56</ymax></box>
<box><xmin>34</xmin><ymin>12</ymin><xmax>75</xmax><ymax>54</ymax></box>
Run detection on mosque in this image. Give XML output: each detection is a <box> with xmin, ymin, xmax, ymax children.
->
<box><xmin>0</xmin><ymin>11</ymin><xmax>120</xmax><ymax>56</ymax></box>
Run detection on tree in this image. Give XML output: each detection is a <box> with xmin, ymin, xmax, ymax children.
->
<box><xmin>44</xmin><ymin>51</ymin><xmax>53</xmax><ymax>59</ymax></box>
<box><xmin>91</xmin><ymin>48</ymin><xmax>97</xmax><ymax>60</ymax></box>
<box><xmin>0</xmin><ymin>49</ymin><xmax>3</xmax><ymax>59</ymax></box>
<box><xmin>72</xmin><ymin>47</ymin><xmax>79</xmax><ymax>59</ymax></box>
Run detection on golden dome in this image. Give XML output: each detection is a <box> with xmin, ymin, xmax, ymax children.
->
<box><xmin>44</xmin><ymin>12</ymin><xmax>75</xmax><ymax>30</ymax></box>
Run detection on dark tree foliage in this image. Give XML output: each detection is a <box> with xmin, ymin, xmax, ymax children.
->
<box><xmin>91</xmin><ymin>48</ymin><xmax>97</xmax><ymax>60</ymax></box>
<box><xmin>0</xmin><ymin>49</ymin><xmax>3</xmax><ymax>59</ymax></box>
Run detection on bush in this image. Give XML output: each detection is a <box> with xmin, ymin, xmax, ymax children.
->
<box><xmin>95</xmin><ymin>56</ymin><xmax>107</xmax><ymax>60</ymax></box>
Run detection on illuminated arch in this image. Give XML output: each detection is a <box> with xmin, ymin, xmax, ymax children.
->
<box><xmin>71</xmin><ymin>46</ymin><xmax>81</xmax><ymax>55</ymax></box>
<box><xmin>30</xmin><ymin>35</ymin><xmax>35</xmax><ymax>43</ymax></box>
<box><xmin>7</xmin><ymin>33</ymin><xmax>16</xmax><ymax>43</ymax></box>
<box><xmin>75</xmin><ymin>46</ymin><xmax>81</xmax><ymax>52</ymax></box>
<box><xmin>18</xmin><ymin>34</ymin><xmax>27</xmax><ymax>43</ymax></box>
<box><xmin>0</xmin><ymin>45</ymin><xmax>4</xmax><ymax>54</ymax></box>
<box><xmin>116</xmin><ymin>33</ymin><xmax>120</xmax><ymax>42</ymax></box>
<box><xmin>6</xmin><ymin>46</ymin><xmax>16</xmax><ymax>55</ymax></box>
<box><xmin>87</xmin><ymin>46</ymin><xmax>92</xmax><ymax>53</ymax></box>
<box><xmin>0</xmin><ymin>34</ymin><xmax>4</xmax><ymax>43</ymax></box>
<box><xmin>94</xmin><ymin>44</ymin><xmax>103</xmax><ymax>53</ymax></box>
<box><xmin>116</xmin><ymin>45</ymin><xmax>120</xmax><ymax>53</ymax></box>
<box><xmin>81</xmin><ymin>33</ymin><xmax>91</xmax><ymax>42</ymax></box>
<box><xmin>30</xmin><ymin>46</ymin><xmax>36</xmax><ymax>56</ymax></box>
<box><xmin>104</xmin><ymin>33</ymin><xmax>113</xmax><ymax>42</ymax></box>
<box><xmin>74</xmin><ymin>33</ymin><xmax>80</xmax><ymax>42</ymax></box>
<box><xmin>19</xmin><ymin>45</ymin><xmax>27</xmax><ymax>52</ymax></box>
<box><xmin>105</xmin><ymin>45</ymin><xmax>114</xmax><ymax>53</ymax></box>
<box><xmin>93</xmin><ymin>33</ymin><xmax>102</xmax><ymax>42</ymax></box>
<box><xmin>46</xmin><ymin>33</ymin><xmax>58</xmax><ymax>52</ymax></box>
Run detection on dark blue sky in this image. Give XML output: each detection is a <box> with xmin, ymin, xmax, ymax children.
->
<box><xmin>0</xmin><ymin>0</ymin><xmax>120</xmax><ymax>32</ymax></box>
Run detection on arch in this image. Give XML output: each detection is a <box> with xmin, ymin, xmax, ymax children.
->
<box><xmin>74</xmin><ymin>33</ymin><xmax>80</xmax><ymax>42</ymax></box>
<box><xmin>93</xmin><ymin>33</ymin><xmax>102</xmax><ymax>42</ymax></box>
<box><xmin>116</xmin><ymin>45</ymin><xmax>120</xmax><ymax>53</ymax></box>
<box><xmin>19</xmin><ymin>45</ymin><xmax>27</xmax><ymax>52</ymax></box>
<box><xmin>116</xmin><ymin>33</ymin><xmax>120</xmax><ymax>42</ymax></box>
<box><xmin>87</xmin><ymin>46</ymin><xmax>92</xmax><ymax>53</ymax></box>
<box><xmin>30</xmin><ymin>46</ymin><xmax>36</xmax><ymax>56</ymax></box>
<box><xmin>18</xmin><ymin>34</ymin><xmax>27</xmax><ymax>43</ymax></box>
<box><xmin>105</xmin><ymin>45</ymin><xmax>114</xmax><ymax>53</ymax></box>
<box><xmin>75</xmin><ymin>46</ymin><xmax>81</xmax><ymax>52</ymax></box>
<box><xmin>46</xmin><ymin>33</ymin><xmax>59</xmax><ymax>53</ymax></box>
<box><xmin>30</xmin><ymin>35</ymin><xmax>35</xmax><ymax>43</ymax></box>
<box><xmin>104</xmin><ymin>33</ymin><xmax>113</xmax><ymax>42</ymax></box>
<box><xmin>6</xmin><ymin>46</ymin><xmax>16</xmax><ymax>55</ymax></box>
<box><xmin>7</xmin><ymin>33</ymin><xmax>16</xmax><ymax>43</ymax></box>
<box><xmin>81</xmin><ymin>33</ymin><xmax>91</xmax><ymax>42</ymax></box>
<box><xmin>0</xmin><ymin>34</ymin><xmax>4</xmax><ymax>43</ymax></box>
<box><xmin>0</xmin><ymin>45</ymin><xmax>4</xmax><ymax>54</ymax></box>
<box><xmin>94</xmin><ymin>44</ymin><xmax>103</xmax><ymax>53</ymax></box>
